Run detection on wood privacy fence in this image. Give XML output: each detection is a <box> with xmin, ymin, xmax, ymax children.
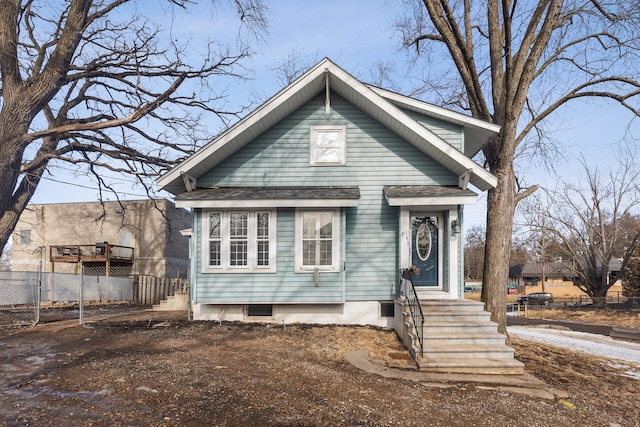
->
<box><xmin>133</xmin><ymin>276</ymin><xmax>189</xmax><ymax>306</ymax></box>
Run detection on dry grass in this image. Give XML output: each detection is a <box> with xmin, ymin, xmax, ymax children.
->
<box><xmin>465</xmin><ymin>291</ymin><xmax>520</xmax><ymax>303</ymax></box>
<box><xmin>464</xmin><ymin>292</ymin><xmax>640</xmax><ymax>327</ymax></box>
<box><xmin>526</xmin><ymin>308</ymin><xmax>640</xmax><ymax>328</ymax></box>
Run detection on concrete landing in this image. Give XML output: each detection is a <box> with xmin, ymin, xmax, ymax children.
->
<box><xmin>344</xmin><ymin>350</ymin><xmax>568</xmax><ymax>400</ymax></box>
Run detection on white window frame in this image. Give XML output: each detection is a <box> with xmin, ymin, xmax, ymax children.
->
<box><xmin>310</xmin><ymin>125</ymin><xmax>346</xmax><ymax>166</ymax></box>
<box><xmin>202</xmin><ymin>209</ymin><xmax>276</xmax><ymax>273</ymax></box>
<box><xmin>295</xmin><ymin>208</ymin><xmax>341</xmax><ymax>272</ymax></box>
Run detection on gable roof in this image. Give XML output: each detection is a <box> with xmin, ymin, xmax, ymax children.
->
<box><xmin>366</xmin><ymin>86</ymin><xmax>500</xmax><ymax>158</ymax></box>
<box><xmin>157</xmin><ymin>58</ymin><xmax>498</xmax><ymax>195</ymax></box>
<box><xmin>511</xmin><ymin>262</ymin><xmax>575</xmax><ymax>279</ymax></box>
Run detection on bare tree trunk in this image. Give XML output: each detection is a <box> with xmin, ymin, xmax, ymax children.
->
<box><xmin>481</xmin><ymin>139</ymin><xmax>516</xmax><ymax>334</ymax></box>
<box><xmin>0</xmin><ymin>156</ymin><xmax>42</xmax><ymax>252</ymax></box>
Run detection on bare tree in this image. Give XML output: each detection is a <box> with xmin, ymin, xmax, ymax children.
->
<box><xmin>397</xmin><ymin>1</ymin><xmax>640</xmax><ymax>331</ymax></box>
<box><xmin>464</xmin><ymin>224</ymin><xmax>485</xmax><ymax>280</ymax></box>
<box><xmin>268</xmin><ymin>48</ymin><xmax>319</xmax><ymax>87</ymax></box>
<box><xmin>522</xmin><ymin>158</ymin><xmax>640</xmax><ymax>305</ymax></box>
<box><xmin>509</xmin><ymin>234</ymin><xmax>534</xmax><ymax>265</ymax></box>
<box><xmin>617</xmin><ymin>213</ymin><xmax>640</xmax><ymax>296</ymax></box>
<box><xmin>622</xmin><ymin>257</ymin><xmax>640</xmax><ymax>297</ymax></box>
<box><xmin>0</xmin><ymin>0</ymin><xmax>267</xmax><ymax>253</ymax></box>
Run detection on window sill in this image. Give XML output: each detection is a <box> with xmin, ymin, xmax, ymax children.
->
<box><xmin>295</xmin><ymin>268</ymin><xmax>339</xmax><ymax>273</ymax></box>
<box><xmin>202</xmin><ymin>268</ymin><xmax>277</xmax><ymax>274</ymax></box>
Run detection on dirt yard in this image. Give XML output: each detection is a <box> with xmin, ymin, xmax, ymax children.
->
<box><xmin>1</xmin><ymin>310</ymin><xmax>639</xmax><ymax>427</ymax></box>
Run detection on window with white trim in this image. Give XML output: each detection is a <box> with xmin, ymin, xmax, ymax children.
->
<box><xmin>310</xmin><ymin>125</ymin><xmax>346</xmax><ymax>165</ymax></box>
<box><xmin>203</xmin><ymin>210</ymin><xmax>276</xmax><ymax>272</ymax></box>
<box><xmin>295</xmin><ymin>208</ymin><xmax>340</xmax><ymax>272</ymax></box>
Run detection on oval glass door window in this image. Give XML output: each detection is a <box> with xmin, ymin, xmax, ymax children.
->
<box><xmin>416</xmin><ymin>223</ymin><xmax>432</xmax><ymax>261</ymax></box>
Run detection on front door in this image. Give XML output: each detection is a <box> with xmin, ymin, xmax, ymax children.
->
<box><xmin>411</xmin><ymin>215</ymin><xmax>439</xmax><ymax>287</ymax></box>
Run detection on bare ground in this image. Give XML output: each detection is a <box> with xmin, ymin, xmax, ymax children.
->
<box><xmin>0</xmin><ymin>310</ymin><xmax>639</xmax><ymax>427</ymax></box>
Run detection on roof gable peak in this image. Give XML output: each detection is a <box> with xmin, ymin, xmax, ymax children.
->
<box><xmin>157</xmin><ymin>58</ymin><xmax>497</xmax><ymax>195</ymax></box>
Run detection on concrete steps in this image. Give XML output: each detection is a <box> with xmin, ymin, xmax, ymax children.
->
<box><xmin>418</xmin><ymin>357</ymin><xmax>525</xmax><ymax>375</ymax></box>
<box><xmin>152</xmin><ymin>291</ymin><xmax>189</xmax><ymax>311</ymax></box>
<box><xmin>400</xmin><ymin>299</ymin><xmax>524</xmax><ymax>375</ymax></box>
<box><xmin>422</xmin><ymin>332</ymin><xmax>507</xmax><ymax>346</ymax></box>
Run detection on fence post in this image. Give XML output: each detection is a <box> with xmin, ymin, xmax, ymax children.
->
<box><xmin>36</xmin><ymin>249</ymin><xmax>43</xmax><ymax>324</ymax></box>
<box><xmin>78</xmin><ymin>261</ymin><xmax>83</xmax><ymax>325</ymax></box>
<box><xmin>147</xmin><ymin>277</ymin><xmax>153</xmax><ymax>306</ymax></box>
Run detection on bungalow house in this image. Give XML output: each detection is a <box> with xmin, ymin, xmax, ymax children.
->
<box><xmin>510</xmin><ymin>260</ymin><xmax>624</xmax><ymax>299</ymax></box>
<box><xmin>158</xmin><ymin>59</ymin><xmax>523</xmax><ymax>373</ymax></box>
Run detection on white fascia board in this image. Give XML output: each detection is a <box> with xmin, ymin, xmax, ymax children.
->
<box><xmin>159</xmin><ymin>58</ymin><xmax>497</xmax><ymax>193</ymax></box>
<box><xmin>175</xmin><ymin>198</ymin><xmax>359</xmax><ymax>209</ymax></box>
<box><xmin>385</xmin><ymin>195</ymin><xmax>478</xmax><ymax>207</ymax></box>
<box><xmin>157</xmin><ymin>60</ymin><xmax>333</xmax><ymax>193</ymax></box>
<box><xmin>332</xmin><ymin>71</ymin><xmax>497</xmax><ymax>191</ymax></box>
<box><xmin>367</xmin><ymin>86</ymin><xmax>501</xmax><ymax>134</ymax></box>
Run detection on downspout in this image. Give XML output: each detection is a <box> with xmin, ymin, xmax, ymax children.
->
<box><xmin>341</xmin><ymin>208</ymin><xmax>346</xmax><ymax>302</ymax></box>
<box><xmin>190</xmin><ymin>209</ymin><xmax>199</xmax><ymax>309</ymax></box>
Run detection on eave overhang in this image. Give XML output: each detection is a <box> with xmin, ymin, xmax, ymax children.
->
<box><xmin>384</xmin><ymin>185</ymin><xmax>478</xmax><ymax>207</ymax></box>
<box><xmin>174</xmin><ymin>186</ymin><xmax>360</xmax><ymax>209</ymax></box>
<box><xmin>157</xmin><ymin>58</ymin><xmax>498</xmax><ymax>195</ymax></box>
<box><xmin>366</xmin><ymin>85</ymin><xmax>500</xmax><ymax>158</ymax></box>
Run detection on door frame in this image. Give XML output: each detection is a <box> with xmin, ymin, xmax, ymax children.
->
<box><xmin>400</xmin><ymin>208</ymin><xmax>444</xmax><ymax>290</ymax></box>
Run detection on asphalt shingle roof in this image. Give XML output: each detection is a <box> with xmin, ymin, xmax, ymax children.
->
<box><xmin>175</xmin><ymin>186</ymin><xmax>360</xmax><ymax>201</ymax></box>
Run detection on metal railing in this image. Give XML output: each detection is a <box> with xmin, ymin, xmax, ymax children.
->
<box><xmin>50</xmin><ymin>243</ymin><xmax>134</xmax><ymax>264</ymax></box>
<box><xmin>399</xmin><ymin>268</ymin><xmax>425</xmax><ymax>356</ymax></box>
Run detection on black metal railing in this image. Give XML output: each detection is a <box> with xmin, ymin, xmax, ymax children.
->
<box><xmin>399</xmin><ymin>268</ymin><xmax>425</xmax><ymax>356</ymax></box>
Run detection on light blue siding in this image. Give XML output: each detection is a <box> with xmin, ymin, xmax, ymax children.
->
<box><xmin>400</xmin><ymin>108</ymin><xmax>464</xmax><ymax>152</ymax></box>
<box><xmin>193</xmin><ymin>208</ymin><xmax>344</xmax><ymax>304</ymax></box>
<box><xmin>194</xmin><ymin>92</ymin><xmax>462</xmax><ymax>302</ymax></box>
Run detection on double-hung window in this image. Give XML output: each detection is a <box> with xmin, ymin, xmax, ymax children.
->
<box><xmin>310</xmin><ymin>125</ymin><xmax>346</xmax><ymax>165</ymax></box>
<box><xmin>295</xmin><ymin>208</ymin><xmax>340</xmax><ymax>272</ymax></box>
<box><xmin>203</xmin><ymin>210</ymin><xmax>276</xmax><ymax>272</ymax></box>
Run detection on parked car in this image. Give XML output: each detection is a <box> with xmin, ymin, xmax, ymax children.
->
<box><xmin>517</xmin><ymin>292</ymin><xmax>554</xmax><ymax>306</ymax></box>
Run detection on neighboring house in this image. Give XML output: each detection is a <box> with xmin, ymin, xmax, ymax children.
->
<box><xmin>12</xmin><ymin>199</ymin><xmax>190</xmax><ymax>278</ymax></box>
<box><xmin>157</xmin><ymin>58</ymin><xmax>499</xmax><ymax>327</ymax></box>
<box><xmin>509</xmin><ymin>261</ymin><xmax>623</xmax><ymax>298</ymax></box>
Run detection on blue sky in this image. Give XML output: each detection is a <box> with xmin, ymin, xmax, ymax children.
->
<box><xmin>30</xmin><ymin>0</ymin><xmax>637</xmax><ymax>231</ymax></box>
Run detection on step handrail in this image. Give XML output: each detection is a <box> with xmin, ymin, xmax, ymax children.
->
<box><xmin>399</xmin><ymin>268</ymin><xmax>425</xmax><ymax>356</ymax></box>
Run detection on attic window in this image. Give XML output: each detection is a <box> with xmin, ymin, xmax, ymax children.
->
<box><xmin>310</xmin><ymin>125</ymin><xmax>346</xmax><ymax>166</ymax></box>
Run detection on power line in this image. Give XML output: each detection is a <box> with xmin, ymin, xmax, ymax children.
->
<box><xmin>40</xmin><ymin>175</ymin><xmax>154</xmax><ymax>199</ymax></box>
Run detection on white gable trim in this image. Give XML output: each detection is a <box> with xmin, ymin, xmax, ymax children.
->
<box><xmin>157</xmin><ymin>62</ymin><xmax>330</xmax><ymax>194</ymax></box>
<box><xmin>367</xmin><ymin>86</ymin><xmax>500</xmax><ymax>134</ymax></box>
<box><xmin>157</xmin><ymin>58</ymin><xmax>498</xmax><ymax>194</ymax></box>
<box><xmin>326</xmin><ymin>68</ymin><xmax>496</xmax><ymax>190</ymax></box>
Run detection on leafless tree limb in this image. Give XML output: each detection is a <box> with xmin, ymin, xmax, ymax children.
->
<box><xmin>0</xmin><ymin>0</ymin><xmax>268</xmax><ymax>252</ymax></box>
<box><xmin>395</xmin><ymin>0</ymin><xmax>640</xmax><ymax>331</ymax></box>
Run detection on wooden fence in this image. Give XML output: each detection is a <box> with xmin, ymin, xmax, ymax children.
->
<box><xmin>133</xmin><ymin>276</ymin><xmax>189</xmax><ymax>306</ymax></box>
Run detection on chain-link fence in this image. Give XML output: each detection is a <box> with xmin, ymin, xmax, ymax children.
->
<box><xmin>2</xmin><ymin>253</ymin><xmax>190</xmax><ymax>327</ymax></box>
<box><xmin>0</xmin><ymin>268</ymin><xmax>42</xmax><ymax>326</ymax></box>
<box><xmin>79</xmin><ymin>264</ymin><xmax>148</xmax><ymax>325</ymax></box>
<box><xmin>522</xmin><ymin>295</ymin><xmax>640</xmax><ymax>309</ymax></box>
